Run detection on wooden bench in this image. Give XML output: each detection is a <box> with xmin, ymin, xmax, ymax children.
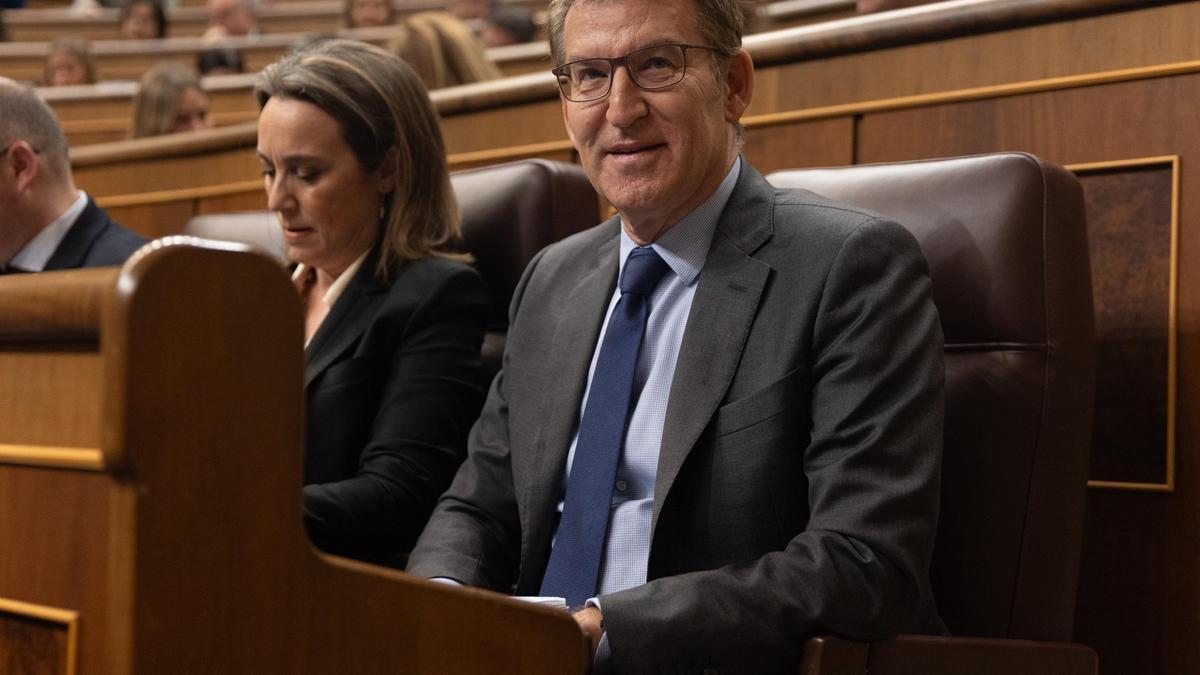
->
<box><xmin>2</xmin><ymin>0</ymin><xmax>347</xmax><ymax>42</ymax></box>
<box><xmin>38</xmin><ymin>40</ymin><xmax>549</xmax><ymax>147</ymax></box>
<box><xmin>0</xmin><ymin>239</ymin><xmax>589</xmax><ymax>675</ymax></box>
<box><xmin>0</xmin><ymin>25</ymin><xmax>409</xmax><ymax>83</ymax></box>
<box><xmin>1</xmin><ymin>0</ymin><xmax>556</xmax><ymax>41</ymax></box>
<box><xmin>753</xmin><ymin>0</ymin><xmax>856</xmax><ymax>31</ymax></box>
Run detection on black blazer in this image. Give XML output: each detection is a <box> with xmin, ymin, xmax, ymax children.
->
<box><xmin>302</xmin><ymin>243</ymin><xmax>488</xmax><ymax>565</ymax></box>
<box><xmin>45</xmin><ymin>198</ymin><xmax>145</xmax><ymax>270</ymax></box>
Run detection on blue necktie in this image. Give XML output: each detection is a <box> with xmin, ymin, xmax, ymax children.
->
<box><xmin>540</xmin><ymin>246</ymin><xmax>670</xmax><ymax>607</ymax></box>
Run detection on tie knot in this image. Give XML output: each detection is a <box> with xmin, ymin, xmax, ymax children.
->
<box><xmin>619</xmin><ymin>246</ymin><xmax>669</xmax><ymax>296</ymax></box>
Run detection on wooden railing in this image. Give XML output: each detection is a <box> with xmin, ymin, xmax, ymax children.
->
<box><xmin>39</xmin><ymin>41</ymin><xmax>549</xmax><ymax>146</ymax></box>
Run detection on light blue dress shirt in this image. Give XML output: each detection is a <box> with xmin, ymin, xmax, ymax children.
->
<box><xmin>554</xmin><ymin>157</ymin><xmax>742</xmax><ymax>598</ymax></box>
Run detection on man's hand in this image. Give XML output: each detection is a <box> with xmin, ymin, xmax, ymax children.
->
<box><xmin>572</xmin><ymin>605</ymin><xmax>604</xmax><ymax>661</ymax></box>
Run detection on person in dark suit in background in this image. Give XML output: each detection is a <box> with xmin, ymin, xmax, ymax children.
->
<box><xmin>406</xmin><ymin>0</ymin><xmax>945</xmax><ymax>670</ymax></box>
<box><xmin>0</xmin><ymin>77</ymin><xmax>145</xmax><ymax>275</ymax></box>
<box><xmin>254</xmin><ymin>40</ymin><xmax>488</xmax><ymax>566</ymax></box>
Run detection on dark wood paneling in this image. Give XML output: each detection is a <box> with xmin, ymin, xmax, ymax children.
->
<box><xmin>0</xmin><ymin>467</ymin><xmax>111</xmax><ymax>674</ymax></box>
<box><xmin>857</xmin><ymin>73</ymin><xmax>1200</xmax><ymax>675</ymax></box>
<box><xmin>0</xmin><ymin>613</ymin><xmax>69</xmax><ymax>675</ymax></box>
<box><xmin>1077</xmin><ymin>165</ymin><xmax>1174</xmax><ymax>486</ymax></box>
<box><xmin>742</xmin><ymin>117</ymin><xmax>856</xmax><ymax>174</ymax></box>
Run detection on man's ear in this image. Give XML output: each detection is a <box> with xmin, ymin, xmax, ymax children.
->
<box><xmin>723</xmin><ymin>49</ymin><xmax>754</xmax><ymax>124</ymax></box>
<box><xmin>376</xmin><ymin>145</ymin><xmax>399</xmax><ymax>194</ymax></box>
<box><xmin>8</xmin><ymin>142</ymin><xmax>40</xmax><ymax>193</ymax></box>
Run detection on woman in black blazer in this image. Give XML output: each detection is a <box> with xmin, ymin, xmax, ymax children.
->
<box><xmin>255</xmin><ymin>40</ymin><xmax>487</xmax><ymax>565</ymax></box>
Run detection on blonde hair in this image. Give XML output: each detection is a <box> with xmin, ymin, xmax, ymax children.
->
<box><xmin>254</xmin><ymin>40</ymin><xmax>468</xmax><ymax>278</ymax></box>
<box><xmin>131</xmin><ymin>62</ymin><xmax>203</xmax><ymax>138</ymax></box>
<box><xmin>44</xmin><ymin>35</ymin><xmax>98</xmax><ymax>86</ymax></box>
<box><xmin>388</xmin><ymin>12</ymin><xmax>500</xmax><ymax>90</ymax></box>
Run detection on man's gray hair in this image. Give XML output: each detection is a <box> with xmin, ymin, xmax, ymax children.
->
<box><xmin>0</xmin><ymin>79</ymin><xmax>71</xmax><ymax>175</ymax></box>
<box><xmin>546</xmin><ymin>0</ymin><xmax>745</xmax><ymax>66</ymax></box>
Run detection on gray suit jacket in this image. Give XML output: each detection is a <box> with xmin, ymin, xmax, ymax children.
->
<box><xmin>408</xmin><ymin>163</ymin><xmax>945</xmax><ymax>674</ymax></box>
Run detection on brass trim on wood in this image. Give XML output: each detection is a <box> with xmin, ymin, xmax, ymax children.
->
<box><xmin>0</xmin><ymin>444</ymin><xmax>106</xmax><ymax>471</ymax></box>
<box><xmin>1068</xmin><ymin>155</ymin><xmax>1179</xmax><ymax>493</ymax></box>
<box><xmin>0</xmin><ymin>596</ymin><xmax>81</xmax><ymax>675</ymax></box>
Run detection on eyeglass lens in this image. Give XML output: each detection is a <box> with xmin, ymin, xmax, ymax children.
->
<box><xmin>557</xmin><ymin>44</ymin><xmax>688</xmax><ymax>101</ymax></box>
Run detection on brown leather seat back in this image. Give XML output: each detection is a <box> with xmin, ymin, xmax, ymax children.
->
<box><xmin>767</xmin><ymin>153</ymin><xmax>1095</xmax><ymax>642</ymax></box>
<box><xmin>451</xmin><ymin>159</ymin><xmax>599</xmax><ymax>379</ymax></box>
<box><xmin>185</xmin><ymin>159</ymin><xmax>599</xmax><ymax>381</ymax></box>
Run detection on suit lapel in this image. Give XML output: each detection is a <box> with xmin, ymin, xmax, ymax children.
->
<box><xmin>652</xmin><ymin>164</ymin><xmax>776</xmax><ymax>532</ymax></box>
<box><xmin>523</xmin><ymin>223</ymin><xmax>621</xmax><ymax>528</ymax></box>
<box><xmin>303</xmin><ymin>244</ymin><xmax>389</xmax><ymax>388</ymax></box>
<box><xmin>44</xmin><ymin>199</ymin><xmax>104</xmax><ymax>270</ymax></box>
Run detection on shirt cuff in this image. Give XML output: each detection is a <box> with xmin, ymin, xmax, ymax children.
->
<box><xmin>585</xmin><ymin>598</ymin><xmax>611</xmax><ymax>674</ymax></box>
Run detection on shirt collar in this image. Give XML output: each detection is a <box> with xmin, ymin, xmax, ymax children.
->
<box><xmin>618</xmin><ymin>157</ymin><xmax>741</xmax><ymax>287</ymax></box>
<box><xmin>290</xmin><ymin>248</ymin><xmax>371</xmax><ymax>309</ymax></box>
<box><xmin>9</xmin><ymin>190</ymin><xmax>88</xmax><ymax>272</ymax></box>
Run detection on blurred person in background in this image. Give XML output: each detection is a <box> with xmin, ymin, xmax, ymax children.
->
<box><xmin>120</xmin><ymin>0</ymin><xmax>168</xmax><ymax>39</ymax></box>
<box><xmin>130</xmin><ymin>62</ymin><xmax>214</xmax><ymax>137</ymax></box>
<box><xmin>0</xmin><ymin>78</ymin><xmax>145</xmax><ymax>273</ymax></box>
<box><xmin>388</xmin><ymin>12</ymin><xmax>500</xmax><ymax>90</ymax></box>
<box><xmin>344</xmin><ymin>0</ymin><xmax>394</xmax><ymax>28</ymax></box>
<box><xmin>197</xmin><ymin>46</ymin><xmax>245</xmax><ymax>75</ymax></box>
<box><xmin>479</xmin><ymin>5</ymin><xmax>537</xmax><ymax>47</ymax></box>
<box><xmin>43</xmin><ymin>36</ymin><xmax>97</xmax><ymax>87</ymax></box>
<box><xmin>203</xmin><ymin>0</ymin><xmax>259</xmax><ymax>40</ymax></box>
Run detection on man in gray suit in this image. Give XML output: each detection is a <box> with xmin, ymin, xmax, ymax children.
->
<box><xmin>0</xmin><ymin>78</ymin><xmax>144</xmax><ymax>275</ymax></box>
<box><xmin>407</xmin><ymin>0</ymin><xmax>945</xmax><ymax>670</ymax></box>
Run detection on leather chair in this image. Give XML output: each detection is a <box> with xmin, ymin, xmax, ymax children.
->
<box><xmin>186</xmin><ymin>158</ymin><xmax>599</xmax><ymax>380</ymax></box>
<box><xmin>449</xmin><ymin>159</ymin><xmax>599</xmax><ymax>379</ymax></box>
<box><xmin>767</xmin><ymin>153</ymin><xmax>1098</xmax><ymax>674</ymax></box>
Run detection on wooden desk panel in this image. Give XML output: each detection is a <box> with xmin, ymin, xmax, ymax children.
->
<box><xmin>0</xmin><ymin>247</ymin><xmax>590</xmax><ymax>674</ymax></box>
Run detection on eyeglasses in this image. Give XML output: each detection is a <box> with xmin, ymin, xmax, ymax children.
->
<box><xmin>552</xmin><ymin>43</ymin><xmax>723</xmax><ymax>103</ymax></box>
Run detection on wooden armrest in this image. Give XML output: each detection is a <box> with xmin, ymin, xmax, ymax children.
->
<box><xmin>800</xmin><ymin>635</ymin><xmax>869</xmax><ymax>674</ymax></box>
<box><xmin>801</xmin><ymin>634</ymin><xmax>1097</xmax><ymax>675</ymax></box>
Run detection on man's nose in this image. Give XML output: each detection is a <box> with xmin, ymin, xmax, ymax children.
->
<box><xmin>605</xmin><ymin>67</ymin><xmax>648</xmax><ymax>128</ymax></box>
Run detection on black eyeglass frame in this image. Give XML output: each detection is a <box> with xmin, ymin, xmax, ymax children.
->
<box><xmin>552</xmin><ymin>43</ymin><xmax>725</xmax><ymax>103</ymax></box>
